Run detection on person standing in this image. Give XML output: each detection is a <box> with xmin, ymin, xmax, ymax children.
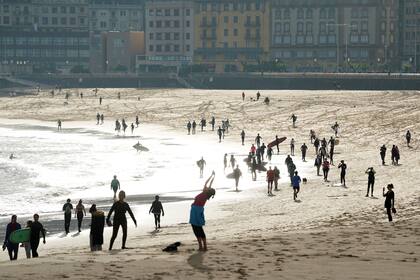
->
<box><xmin>338</xmin><ymin>160</ymin><xmax>347</xmax><ymax>187</ymax></box>
<box><xmin>260</xmin><ymin>143</ymin><xmax>266</xmax><ymax>161</ymax></box>
<box><xmin>99</xmin><ymin>96</ymin><xmax>103</xmax><ymax>105</ymax></box>
<box><xmin>62</xmin><ymin>199</ymin><xmax>73</xmax><ymax>234</ymax></box>
<box><xmin>380</xmin><ymin>145</ymin><xmax>387</xmax><ymax>165</ymax></box>
<box><xmin>233</xmin><ymin>165</ymin><xmax>242</xmax><ymax>191</ymax></box>
<box><xmin>130</xmin><ymin>123</ymin><xmax>135</xmax><ymax>134</ymax></box>
<box><xmin>322</xmin><ymin>159</ymin><xmax>330</xmax><ymax>182</ymax></box>
<box><xmin>189</xmin><ymin>172</ymin><xmax>216</xmax><ymax>251</ymax></box>
<box><xmin>301</xmin><ymin>143</ymin><xmax>308</xmax><ymax>161</ymax></box>
<box><xmin>275</xmin><ymin>135</ymin><xmax>280</xmax><ymax>154</ymax></box>
<box><xmin>314</xmin><ymin>154</ymin><xmax>322</xmax><ymax>176</ymax></box>
<box><xmin>111</xmin><ymin>175</ymin><xmax>120</xmax><ymax>199</ymax></box>
<box><xmin>291</xmin><ymin>171</ymin><xmax>301</xmax><ymax>201</ymax></box>
<box><xmin>251</xmin><ymin>157</ymin><xmax>257</xmax><ymax>181</ymax></box>
<box><xmin>187</xmin><ymin>121</ymin><xmax>192</xmax><ymax>135</ymax></box>
<box><xmin>135</xmin><ymin>116</ymin><xmax>139</xmax><ymax>127</ymax></box>
<box><xmin>383</xmin><ymin>184</ymin><xmax>395</xmax><ymax>222</ymax></box>
<box><xmin>75</xmin><ymin>200</ymin><xmax>86</xmax><ymax>233</ymax></box>
<box><xmin>290</xmin><ymin>138</ymin><xmax>295</xmax><ymax>156</ymax></box>
<box><xmin>200</xmin><ymin>118</ymin><xmax>206</xmax><ymax>131</ymax></box>
<box><xmin>223</xmin><ymin>153</ymin><xmax>228</xmax><ymax>172</ymax></box>
<box><xmin>365</xmin><ymin>167</ymin><xmax>376</xmax><ymax>197</ymax></box>
<box><xmin>107</xmin><ymin>191</ymin><xmax>137</xmax><ymax>250</ymax></box>
<box><xmin>217</xmin><ymin>126</ymin><xmax>223</xmax><ymax>142</ymax></box>
<box><xmin>291</xmin><ymin>114</ymin><xmax>297</xmax><ymax>128</ymax></box>
<box><xmin>242</xmin><ymin>92</ymin><xmax>245</xmax><ymax>101</ymax></box>
<box><xmin>149</xmin><ymin>196</ymin><xmax>164</xmax><ymax>230</ymax></box>
<box><xmin>30</xmin><ymin>214</ymin><xmax>46</xmax><ymax>258</ymax></box>
<box><xmin>229</xmin><ymin>155</ymin><xmax>236</xmax><ymax>170</ymax></box>
<box><xmin>256</xmin><ymin>91</ymin><xmax>261</xmax><ymax>100</ymax></box>
<box><xmin>192</xmin><ymin>120</ymin><xmax>197</xmax><ymax>134</ymax></box>
<box><xmin>197</xmin><ymin>157</ymin><xmax>206</xmax><ymax>178</ymax></box>
<box><xmin>255</xmin><ymin>134</ymin><xmax>262</xmax><ymax>148</ymax></box>
<box><xmin>100</xmin><ymin>114</ymin><xmax>104</xmax><ymax>124</ymax></box>
<box><xmin>210</xmin><ymin>116</ymin><xmax>215</xmax><ymax>131</ymax></box>
<box><xmin>89</xmin><ymin>204</ymin><xmax>104</xmax><ymax>251</ymax></box>
<box><xmin>273</xmin><ymin>166</ymin><xmax>280</xmax><ymax>191</ymax></box>
<box><xmin>96</xmin><ymin>113</ymin><xmax>100</xmax><ymax>125</ymax></box>
<box><xmin>405</xmin><ymin>130</ymin><xmax>411</xmax><ymax>147</ymax></box>
<box><xmin>57</xmin><ymin>119</ymin><xmax>62</xmax><ymax>131</ymax></box>
<box><xmin>3</xmin><ymin>215</ymin><xmax>21</xmax><ymax>261</ymax></box>
<box><xmin>266</xmin><ymin>167</ymin><xmax>275</xmax><ymax>195</ymax></box>
<box><xmin>241</xmin><ymin>130</ymin><xmax>245</xmax><ymax>145</ymax></box>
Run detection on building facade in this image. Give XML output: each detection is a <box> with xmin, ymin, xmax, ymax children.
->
<box><xmin>270</xmin><ymin>0</ymin><xmax>399</xmax><ymax>72</ymax></box>
<box><xmin>193</xmin><ymin>0</ymin><xmax>270</xmax><ymax>73</ymax></box>
<box><xmin>0</xmin><ymin>0</ymin><xmax>90</xmax><ymax>74</ymax></box>
<box><xmin>137</xmin><ymin>0</ymin><xmax>194</xmax><ymax>72</ymax></box>
<box><xmin>401</xmin><ymin>0</ymin><xmax>420</xmax><ymax>71</ymax></box>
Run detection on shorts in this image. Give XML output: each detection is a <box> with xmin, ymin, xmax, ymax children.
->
<box><xmin>293</xmin><ymin>186</ymin><xmax>300</xmax><ymax>190</ymax></box>
<box><xmin>192</xmin><ymin>225</ymin><xmax>206</xmax><ymax>239</ymax></box>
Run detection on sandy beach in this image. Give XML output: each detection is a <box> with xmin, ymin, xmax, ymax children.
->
<box><xmin>0</xmin><ymin>88</ymin><xmax>419</xmax><ymax>279</ymax></box>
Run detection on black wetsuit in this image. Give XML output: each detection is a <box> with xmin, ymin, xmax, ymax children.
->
<box><xmin>338</xmin><ymin>163</ymin><xmax>347</xmax><ymax>185</ymax></box>
<box><xmin>30</xmin><ymin>221</ymin><xmax>45</xmax><ymax>258</ymax></box>
<box><xmin>384</xmin><ymin>190</ymin><xmax>394</xmax><ymax>222</ymax></box>
<box><xmin>4</xmin><ymin>222</ymin><xmax>21</xmax><ymax>260</ymax></box>
<box><xmin>380</xmin><ymin>146</ymin><xmax>386</xmax><ymax>165</ymax></box>
<box><xmin>62</xmin><ymin>202</ymin><xmax>73</xmax><ymax>234</ymax></box>
<box><xmin>150</xmin><ymin>201</ymin><xmax>164</xmax><ymax>228</ymax></box>
<box><xmin>367</xmin><ymin>170</ymin><xmax>375</xmax><ymax>196</ymax></box>
<box><xmin>107</xmin><ymin>201</ymin><xmax>137</xmax><ymax>250</ymax></box>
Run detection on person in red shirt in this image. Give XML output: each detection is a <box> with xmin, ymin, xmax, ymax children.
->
<box><xmin>189</xmin><ymin>171</ymin><xmax>216</xmax><ymax>251</ymax></box>
<box><xmin>250</xmin><ymin>144</ymin><xmax>256</xmax><ymax>155</ymax></box>
<box><xmin>266</xmin><ymin>167</ymin><xmax>275</xmax><ymax>196</ymax></box>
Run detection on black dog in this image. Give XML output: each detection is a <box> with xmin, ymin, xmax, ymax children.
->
<box><xmin>162</xmin><ymin>242</ymin><xmax>181</xmax><ymax>252</ymax></box>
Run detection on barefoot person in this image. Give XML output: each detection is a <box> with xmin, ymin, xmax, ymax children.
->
<box><xmin>338</xmin><ymin>160</ymin><xmax>347</xmax><ymax>187</ymax></box>
<box><xmin>3</xmin><ymin>215</ymin><xmax>21</xmax><ymax>261</ymax></box>
<box><xmin>292</xmin><ymin>171</ymin><xmax>301</xmax><ymax>201</ymax></box>
<box><xmin>62</xmin><ymin>199</ymin><xmax>73</xmax><ymax>234</ymax></box>
<box><xmin>149</xmin><ymin>195</ymin><xmax>164</xmax><ymax>230</ymax></box>
<box><xmin>383</xmin><ymin>184</ymin><xmax>395</xmax><ymax>222</ymax></box>
<box><xmin>365</xmin><ymin>167</ymin><xmax>376</xmax><ymax>197</ymax></box>
<box><xmin>75</xmin><ymin>200</ymin><xmax>86</xmax><ymax>233</ymax></box>
<box><xmin>189</xmin><ymin>172</ymin><xmax>216</xmax><ymax>251</ymax></box>
<box><xmin>30</xmin><ymin>214</ymin><xmax>46</xmax><ymax>258</ymax></box>
<box><xmin>233</xmin><ymin>165</ymin><xmax>242</xmax><ymax>191</ymax></box>
<box><xmin>89</xmin><ymin>204</ymin><xmax>105</xmax><ymax>251</ymax></box>
<box><xmin>111</xmin><ymin>175</ymin><xmax>120</xmax><ymax>199</ymax></box>
<box><xmin>106</xmin><ymin>191</ymin><xmax>137</xmax><ymax>250</ymax></box>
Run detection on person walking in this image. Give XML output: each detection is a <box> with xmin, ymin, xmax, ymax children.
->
<box><xmin>210</xmin><ymin>116</ymin><xmax>215</xmax><ymax>131</ymax></box>
<box><xmin>383</xmin><ymin>184</ymin><xmax>395</xmax><ymax>222</ymax></box>
<box><xmin>242</xmin><ymin>92</ymin><xmax>245</xmax><ymax>101</ymax></box>
<box><xmin>89</xmin><ymin>204</ymin><xmax>105</xmax><ymax>251</ymax></box>
<box><xmin>273</xmin><ymin>166</ymin><xmax>280</xmax><ymax>191</ymax></box>
<box><xmin>233</xmin><ymin>165</ymin><xmax>242</xmax><ymax>191</ymax></box>
<box><xmin>62</xmin><ymin>199</ymin><xmax>73</xmax><ymax>234</ymax></box>
<box><xmin>192</xmin><ymin>120</ymin><xmax>197</xmax><ymax>134</ymax></box>
<box><xmin>149</xmin><ymin>196</ymin><xmax>164</xmax><ymax>230</ymax></box>
<box><xmin>255</xmin><ymin>134</ymin><xmax>262</xmax><ymax>148</ymax></box>
<box><xmin>107</xmin><ymin>191</ymin><xmax>137</xmax><ymax>250</ymax></box>
<box><xmin>301</xmin><ymin>143</ymin><xmax>308</xmax><ymax>161</ymax></box>
<box><xmin>229</xmin><ymin>155</ymin><xmax>236</xmax><ymax>170</ymax></box>
<box><xmin>187</xmin><ymin>121</ymin><xmax>192</xmax><ymax>135</ymax></box>
<box><xmin>267</xmin><ymin>146</ymin><xmax>273</xmax><ymax>162</ymax></box>
<box><xmin>241</xmin><ymin>130</ymin><xmax>245</xmax><ymax>145</ymax></box>
<box><xmin>314</xmin><ymin>154</ymin><xmax>322</xmax><ymax>176</ymax></box>
<box><xmin>291</xmin><ymin>171</ymin><xmax>301</xmax><ymax>201</ymax></box>
<box><xmin>380</xmin><ymin>145</ymin><xmax>386</xmax><ymax>165</ymax></box>
<box><xmin>189</xmin><ymin>172</ymin><xmax>216</xmax><ymax>251</ymax></box>
<box><xmin>111</xmin><ymin>175</ymin><xmax>120</xmax><ymax>200</ymax></box>
<box><xmin>322</xmin><ymin>159</ymin><xmax>330</xmax><ymax>182</ymax></box>
<box><xmin>223</xmin><ymin>153</ymin><xmax>228</xmax><ymax>172</ymax></box>
<box><xmin>57</xmin><ymin>119</ymin><xmax>62</xmax><ymax>131</ymax></box>
<box><xmin>405</xmin><ymin>130</ymin><xmax>411</xmax><ymax>147</ymax></box>
<box><xmin>338</xmin><ymin>160</ymin><xmax>347</xmax><ymax>187</ymax></box>
<box><xmin>217</xmin><ymin>126</ymin><xmax>223</xmax><ymax>143</ymax></box>
<box><xmin>266</xmin><ymin>167</ymin><xmax>275</xmax><ymax>196</ymax></box>
<box><xmin>291</xmin><ymin>114</ymin><xmax>297</xmax><ymax>128</ymax></box>
<box><xmin>290</xmin><ymin>138</ymin><xmax>295</xmax><ymax>156</ymax></box>
<box><xmin>365</xmin><ymin>167</ymin><xmax>376</xmax><ymax>197</ymax></box>
<box><xmin>75</xmin><ymin>200</ymin><xmax>86</xmax><ymax>233</ymax></box>
<box><xmin>314</xmin><ymin>138</ymin><xmax>320</xmax><ymax>154</ymax></box>
<box><xmin>3</xmin><ymin>215</ymin><xmax>21</xmax><ymax>261</ymax></box>
<box><xmin>22</xmin><ymin>221</ymin><xmax>32</xmax><ymax>259</ymax></box>
<box><xmin>30</xmin><ymin>214</ymin><xmax>46</xmax><ymax>258</ymax></box>
<box><xmin>197</xmin><ymin>157</ymin><xmax>206</xmax><ymax>178</ymax></box>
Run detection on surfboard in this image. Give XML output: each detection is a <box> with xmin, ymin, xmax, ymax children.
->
<box><xmin>267</xmin><ymin>137</ymin><xmax>287</xmax><ymax>148</ymax></box>
<box><xmin>226</xmin><ymin>172</ymin><xmax>235</xmax><ymax>179</ymax></box>
<box><xmin>334</xmin><ymin>139</ymin><xmax>340</xmax><ymax>145</ymax></box>
<box><xmin>133</xmin><ymin>143</ymin><xmax>149</xmax><ymax>152</ymax></box>
<box><xmin>9</xmin><ymin>228</ymin><xmax>30</xmax><ymax>244</ymax></box>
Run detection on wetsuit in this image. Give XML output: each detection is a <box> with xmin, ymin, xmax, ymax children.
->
<box><xmin>149</xmin><ymin>200</ymin><xmax>164</xmax><ymax>229</ymax></box>
<box><xmin>380</xmin><ymin>146</ymin><xmax>386</xmax><ymax>165</ymax></box>
<box><xmin>111</xmin><ymin>179</ymin><xmax>120</xmax><ymax>197</ymax></box>
<box><xmin>75</xmin><ymin>204</ymin><xmax>85</xmax><ymax>232</ymax></box>
<box><xmin>233</xmin><ymin>167</ymin><xmax>242</xmax><ymax>189</ymax></box>
<box><xmin>384</xmin><ymin>190</ymin><xmax>394</xmax><ymax>222</ymax></box>
<box><xmin>3</xmin><ymin>222</ymin><xmax>21</xmax><ymax>260</ymax></box>
<box><xmin>338</xmin><ymin>163</ymin><xmax>347</xmax><ymax>186</ymax></box>
<box><xmin>90</xmin><ymin>211</ymin><xmax>105</xmax><ymax>251</ymax></box>
<box><xmin>366</xmin><ymin>170</ymin><xmax>375</xmax><ymax>196</ymax></box>
<box><xmin>62</xmin><ymin>202</ymin><xmax>73</xmax><ymax>234</ymax></box>
<box><xmin>30</xmin><ymin>221</ymin><xmax>45</xmax><ymax>257</ymax></box>
<box><xmin>301</xmin><ymin>144</ymin><xmax>307</xmax><ymax>161</ymax></box>
<box><xmin>107</xmin><ymin>201</ymin><xmax>137</xmax><ymax>250</ymax></box>
<box><xmin>241</xmin><ymin>131</ymin><xmax>245</xmax><ymax>145</ymax></box>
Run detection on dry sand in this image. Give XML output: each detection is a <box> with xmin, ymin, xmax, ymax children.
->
<box><xmin>0</xmin><ymin>88</ymin><xmax>419</xmax><ymax>279</ymax></box>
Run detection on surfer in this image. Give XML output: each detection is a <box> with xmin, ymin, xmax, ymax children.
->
<box><xmin>338</xmin><ymin>160</ymin><xmax>347</xmax><ymax>187</ymax></box>
<box><xmin>292</xmin><ymin>171</ymin><xmax>301</xmax><ymax>201</ymax></box>
<box><xmin>256</xmin><ymin>91</ymin><xmax>261</xmax><ymax>100</ymax></box>
<box><xmin>210</xmin><ymin>116</ymin><xmax>215</xmax><ymax>131</ymax></box>
<box><xmin>197</xmin><ymin>157</ymin><xmax>206</xmax><ymax>178</ymax></box>
<box><xmin>366</xmin><ymin>167</ymin><xmax>376</xmax><ymax>197</ymax></box>
<box><xmin>189</xmin><ymin>171</ymin><xmax>216</xmax><ymax>251</ymax></box>
<box><xmin>260</xmin><ymin>143</ymin><xmax>266</xmax><ymax>161</ymax></box>
<box><xmin>192</xmin><ymin>120</ymin><xmax>197</xmax><ymax>134</ymax></box>
<box><xmin>111</xmin><ymin>175</ymin><xmax>121</xmax><ymax>199</ymax></box>
<box><xmin>275</xmin><ymin>135</ymin><xmax>280</xmax><ymax>154</ymax></box>
<box><xmin>62</xmin><ymin>199</ymin><xmax>73</xmax><ymax>234</ymax></box>
<box><xmin>57</xmin><ymin>119</ymin><xmax>62</xmax><ymax>131</ymax></box>
<box><xmin>332</xmin><ymin>122</ymin><xmax>339</xmax><ymax>137</ymax></box>
<box><xmin>149</xmin><ymin>196</ymin><xmax>164</xmax><ymax>230</ymax></box>
<box><xmin>383</xmin><ymin>184</ymin><xmax>396</xmax><ymax>222</ymax></box>
<box><xmin>255</xmin><ymin>134</ymin><xmax>262</xmax><ymax>148</ymax></box>
<box><xmin>267</xmin><ymin>146</ymin><xmax>273</xmax><ymax>162</ymax></box>
<box><xmin>266</xmin><ymin>167</ymin><xmax>275</xmax><ymax>196</ymax></box>
<box><xmin>107</xmin><ymin>191</ymin><xmax>137</xmax><ymax>250</ymax></box>
<box><xmin>200</xmin><ymin>118</ymin><xmax>206</xmax><ymax>131</ymax></box>
<box><xmin>322</xmin><ymin>159</ymin><xmax>330</xmax><ymax>182</ymax></box>
<box><xmin>241</xmin><ymin>130</ymin><xmax>245</xmax><ymax>145</ymax></box>
<box><xmin>314</xmin><ymin>138</ymin><xmax>320</xmax><ymax>154</ymax></box>
<box><xmin>406</xmin><ymin>130</ymin><xmax>411</xmax><ymax>147</ymax></box>
<box><xmin>274</xmin><ymin>166</ymin><xmax>280</xmax><ymax>191</ymax></box>
<box><xmin>136</xmin><ymin>116</ymin><xmax>139</xmax><ymax>127</ymax></box>
<box><xmin>301</xmin><ymin>143</ymin><xmax>308</xmax><ymax>161</ymax></box>
<box><xmin>251</xmin><ymin>157</ymin><xmax>257</xmax><ymax>181</ymax></box>
<box><xmin>187</xmin><ymin>121</ymin><xmax>192</xmax><ymax>135</ymax></box>
<box><xmin>22</xmin><ymin>221</ymin><xmax>32</xmax><ymax>259</ymax></box>
<box><xmin>233</xmin><ymin>165</ymin><xmax>242</xmax><ymax>191</ymax></box>
<box><xmin>230</xmin><ymin>155</ymin><xmax>236</xmax><ymax>170</ymax></box>
<box><xmin>30</xmin><ymin>214</ymin><xmax>46</xmax><ymax>257</ymax></box>
<box><xmin>380</xmin><ymin>145</ymin><xmax>387</xmax><ymax>165</ymax></box>
<box><xmin>217</xmin><ymin>126</ymin><xmax>223</xmax><ymax>142</ymax></box>
<box><xmin>291</xmin><ymin>114</ymin><xmax>297</xmax><ymax>128</ymax></box>
<box><xmin>309</xmin><ymin>129</ymin><xmax>316</xmax><ymax>143</ymax></box>
<box><xmin>75</xmin><ymin>200</ymin><xmax>86</xmax><ymax>233</ymax></box>
<box><xmin>3</xmin><ymin>215</ymin><xmax>21</xmax><ymax>261</ymax></box>
<box><xmin>89</xmin><ymin>204</ymin><xmax>105</xmax><ymax>251</ymax></box>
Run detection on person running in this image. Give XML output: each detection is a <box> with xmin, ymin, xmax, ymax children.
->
<box><xmin>107</xmin><ymin>191</ymin><xmax>137</xmax><ymax>250</ymax></box>
<box><xmin>233</xmin><ymin>165</ymin><xmax>242</xmax><ymax>191</ymax></box>
<box><xmin>266</xmin><ymin>167</ymin><xmax>275</xmax><ymax>195</ymax></box>
<box><xmin>383</xmin><ymin>184</ymin><xmax>395</xmax><ymax>222</ymax></box>
<box><xmin>242</xmin><ymin>92</ymin><xmax>245</xmax><ymax>101</ymax></box>
<box><xmin>267</xmin><ymin>146</ymin><xmax>273</xmax><ymax>162</ymax></box>
<box><xmin>223</xmin><ymin>153</ymin><xmax>228</xmax><ymax>172</ymax></box>
<box><xmin>229</xmin><ymin>155</ymin><xmax>236</xmax><ymax>170</ymax></box>
<box><xmin>217</xmin><ymin>126</ymin><xmax>223</xmax><ymax>142</ymax></box>
<box><xmin>62</xmin><ymin>199</ymin><xmax>73</xmax><ymax>234</ymax></box>
<box><xmin>3</xmin><ymin>215</ymin><xmax>21</xmax><ymax>261</ymax></box>
<box><xmin>255</xmin><ymin>134</ymin><xmax>262</xmax><ymax>148</ymax></box>
<box><xmin>210</xmin><ymin>116</ymin><xmax>215</xmax><ymax>131</ymax></box>
<box><xmin>30</xmin><ymin>214</ymin><xmax>46</xmax><ymax>258</ymax></box>
<box><xmin>149</xmin><ymin>196</ymin><xmax>164</xmax><ymax>230</ymax></box>
<box><xmin>130</xmin><ymin>123</ymin><xmax>134</xmax><ymax>134</ymax></box>
<box><xmin>273</xmin><ymin>166</ymin><xmax>280</xmax><ymax>191</ymax></box>
<box><xmin>75</xmin><ymin>200</ymin><xmax>86</xmax><ymax>233</ymax></box>
<box><xmin>197</xmin><ymin>157</ymin><xmax>206</xmax><ymax>178</ymax></box>
<box><xmin>380</xmin><ymin>145</ymin><xmax>387</xmax><ymax>165</ymax></box>
<box><xmin>366</xmin><ymin>167</ymin><xmax>376</xmax><ymax>197</ymax></box>
<box><xmin>189</xmin><ymin>172</ymin><xmax>216</xmax><ymax>251</ymax></box>
<box><xmin>301</xmin><ymin>143</ymin><xmax>308</xmax><ymax>161</ymax></box>
<box><xmin>57</xmin><ymin>119</ymin><xmax>62</xmax><ymax>131</ymax></box>
<box><xmin>314</xmin><ymin>154</ymin><xmax>322</xmax><ymax>176</ymax></box>
<box><xmin>96</xmin><ymin>113</ymin><xmax>100</xmax><ymax>125</ymax></box>
<box><xmin>322</xmin><ymin>159</ymin><xmax>330</xmax><ymax>182</ymax></box>
<box><xmin>338</xmin><ymin>160</ymin><xmax>347</xmax><ymax>187</ymax></box>
<box><xmin>89</xmin><ymin>204</ymin><xmax>104</xmax><ymax>251</ymax></box>
<box><xmin>111</xmin><ymin>175</ymin><xmax>120</xmax><ymax>199</ymax></box>
<box><xmin>291</xmin><ymin>171</ymin><xmax>301</xmax><ymax>201</ymax></box>
<box><xmin>241</xmin><ymin>130</ymin><xmax>245</xmax><ymax>145</ymax></box>
<box><xmin>135</xmin><ymin>116</ymin><xmax>139</xmax><ymax>127</ymax></box>
<box><xmin>405</xmin><ymin>130</ymin><xmax>411</xmax><ymax>147</ymax></box>
<box><xmin>192</xmin><ymin>120</ymin><xmax>197</xmax><ymax>134</ymax></box>
<box><xmin>187</xmin><ymin>121</ymin><xmax>192</xmax><ymax>135</ymax></box>
<box><xmin>291</xmin><ymin>114</ymin><xmax>297</xmax><ymax>128</ymax></box>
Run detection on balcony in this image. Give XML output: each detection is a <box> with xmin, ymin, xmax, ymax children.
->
<box><xmin>245</xmin><ymin>34</ymin><xmax>261</xmax><ymax>40</ymax></box>
<box><xmin>200</xmin><ymin>34</ymin><xmax>217</xmax><ymax>40</ymax></box>
<box><xmin>244</xmin><ymin>21</ymin><xmax>261</xmax><ymax>27</ymax></box>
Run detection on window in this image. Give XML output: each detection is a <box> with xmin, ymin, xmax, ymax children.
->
<box><xmin>350</xmin><ymin>34</ymin><xmax>359</xmax><ymax>43</ymax></box>
<box><xmin>275</xmin><ymin>23</ymin><xmax>281</xmax><ymax>33</ymax></box>
<box><xmin>174</xmin><ymin>32</ymin><xmax>180</xmax><ymax>40</ymax></box>
<box><xmin>165</xmin><ymin>33</ymin><xmax>170</xmax><ymax>40</ymax></box>
<box><xmin>70</xmin><ymin>7</ymin><xmax>75</xmax><ymax>14</ymax></box>
<box><xmin>156</xmin><ymin>9</ymin><xmax>162</xmax><ymax>16</ymax></box>
<box><xmin>149</xmin><ymin>45</ymin><xmax>154</xmax><ymax>52</ymax></box>
<box><xmin>149</xmin><ymin>33</ymin><xmax>154</xmax><ymax>40</ymax></box>
<box><xmin>156</xmin><ymin>21</ymin><xmax>162</xmax><ymax>28</ymax></box>
<box><xmin>165</xmin><ymin>9</ymin><xmax>170</xmax><ymax>16</ymax></box>
<box><xmin>149</xmin><ymin>21</ymin><xmax>154</xmax><ymax>28</ymax></box>
<box><xmin>156</xmin><ymin>33</ymin><xmax>162</xmax><ymax>40</ymax></box>
<box><xmin>297</xmin><ymin>9</ymin><xmax>304</xmax><ymax>19</ymax></box>
<box><xmin>234</xmin><ymin>29</ymin><xmax>238</xmax><ymax>36</ymax></box>
<box><xmin>156</xmin><ymin>45</ymin><xmax>162</xmax><ymax>52</ymax></box>
<box><xmin>233</xmin><ymin>3</ymin><xmax>238</xmax><ymax>11</ymax></box>
<box><xmin>224</xmin><ymin>16</ymin><xmax>228</xmax><ymax>23</ymax></box>
<box><xmin>360</xmin><ymin>34</ymin><xmax>369</xmax><ymax>43</ymax></box>
<box><xmin>70</xmin><ymin>17</ymin><xmax>76</xmax><ymax>25</ymax></box>
<box><xmin>297</xmin><ymin>22</ymin><xmax>304</xmax><ymax>33</ymax></box>
<box><xmin>351</xmin><ymin>8</ymin><xmax>359</xmax><ymax>18</ymax></box>
<box><xmin>351</xmin><ymin>22</ymin><xmax>358</xmax><ymax>32</ymax></box>
<box><xmin>165</xmin><ymin>44</ymin><xmax>170</xmax><ymax>52</ymax></box>
<box><xmin>328</xmin><ymin>8</ymin><xmax>335</xmax><ymax>19</ymax></box>
<box><xmin>224</xmin><ymin>29</ymin><xmax>228</xmax><ymax>36</ymax></box>
<box><xmin>174</xmin><ymin>20</ymin><xmax>180</xmax><ymax>28</ymax></box>
<box><xmin>80</xmin><ymin>18</ymin><xmax>85</xmax><ymax>25</ymax></box>
<box><xmin>3</xmin><ymin>16</ymin><xmax>9</xmax><ymax>24</ymax></box>
<box><xmin>149</xmin><ymin>9</ymin><xmax>154</xmax><ymax>16</ymax></box>
<box><xmin>174</xmin><ymin>8</ymin><xmax>179</xmax><ymax>16</ymax></box>
<box><xmin>256</xmin><ymin>16</ymin><xmax>260</xmax><ymax>25</ymax></box>
<box><xmin>390</xmin><ymin>22</ymin><xmax>395</xmax><ymax>31</ymax></box>
<box><xmin>327</xmin><ymin>35</ymin><xmax>336</xmax><ymax>44</ymax></box>
<box><xmin>52</xmin><ymin>7</ymin><xmax>58</xmax><ymax>13</ymax></box>
<box><xmin>224</xmin><ymin>3</ymin><xmax>229</xmax><ymax>11</ymax></box>
<box><xmin>361</xmin><ymin>21</ymin><xmax>368</xmax><ymax>32</ymax></box>
<box><xmin>185</xmin><ymin>32</ymin><xmax>190</xmax><ymax>40</ymax></box>
<box><xmin>3</xmin><ymin>5</ymin><xmax>9</xmax><ymax>13</ymax></box>
<box><xmin>186</xmin><ymin>9</ymin><xmax>190</xmax><ymax>16</ymax></box>
<box><xmin>165</xmin><ymin>20</ymin><xmax>170</xmax><ymax>27</ymax></box>
<box><xmin>52</xmin><ymin>17</ymin><xmax>58</xmax><ymax>25</ymax></box>
<box><xmin>275</xmin><ymin>9</ymin><xmax>281</xmax><ymax>19</ymax></box>
<box><xmin>42</xmin><ymin>17</ymin><xmax>48</xmax><ymax>25</ymax></box>
<box><xmin>255</xmin><ymin>1</ymin><xmax>260</xmax><ymax>10</ymax></box>
<box><xmin>284</xmin><ymin>9</ymin><xmax>290</xmax><ymax>19</ymax></box>
<box><xmin>60</xmin><ymin>6</ymin><xmax>66</xmax><ymax>14</ymax></box>
<box><xmin>361</xmin><ymin>8</ymin><xmax>368</xmax><ymax>18</ymax></box>
<box><xmin>328</xmin><ymin>22</ymin><xmax>335</xmax><ymax>33</ymax></box>
<box><xmin>174</xmin><ymin>45</ymin><xmax>180</xmax><ymax>52</ymax></box>
<box><xmin>100</xmin><ymin>21</ymin><xmax>106</xmax><ymax>28</ymax></box>
<box><xmin>306</xmin><ymin>9</ymin><xmax>313</xmax><ymax>19</ymax></box>
<box><xmin>320</xmin><ymin>8</ymin><xmax>326</xmax><ymax>19</ymax></box>
<box><xmin>233</xmin><ymin>16</ymin><xmax>238</xmax><ymax>23</ymax></box>
<box><xmin>211</xmin><ymin>17</ymin><xmax>216</xmax><ymax>26</ymax></box>
<box><xmin>201</xmin><ymin>4</ymin><xmax>207</xmax><ymax>12</ymax></box>
<box><xmin>246</xmin><ymin>3</ymin><xmax>251</xmax><ymax>11</ymax></box>
<box><xmin>186</xmin><ymin>45</ymin><xmax>190</xmax><ymax>52</ymax></box>
<box><xmin>306</xmin><ymin>22</ymin><xmax>313</xmax><ymax>34</ymax></box>
<box><xmin>284</xmin><ymin>22</ymin><xmax>290</xmax><ymax>33</ymax></box>
<box><xmin>186</xmin><ymin>20</ymin><xmax>190</xmax><ymax>27</ymax></box>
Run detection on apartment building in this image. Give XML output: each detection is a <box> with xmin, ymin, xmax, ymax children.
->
<box><xmin>270</xmin><ymin>0</ymin><xmax>399</xmax><ymax>72</ymax></box>
<box><xmin>193</xmin><ymin>0</ymin><xmax>270</xmax><ymax>73</ymax></box>
<box><xmin>401</xmin><ymin>0</ymin><xmax>419</xmax><ymax>71</ymax></box>
<box><xmin>0</xmin><ymin>0</ymin><xmax>90</xmax><ymax>73</ymax></box>
<box><xmin>137</xmin><ymin>0</ymin><xmax>194</xmax><ymax>72</ymax></box>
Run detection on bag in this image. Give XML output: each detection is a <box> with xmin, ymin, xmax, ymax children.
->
<box><xmin>392</xmin><ymin>207</ymin><xmax>397</xmax><ymax>214</ymax></box>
